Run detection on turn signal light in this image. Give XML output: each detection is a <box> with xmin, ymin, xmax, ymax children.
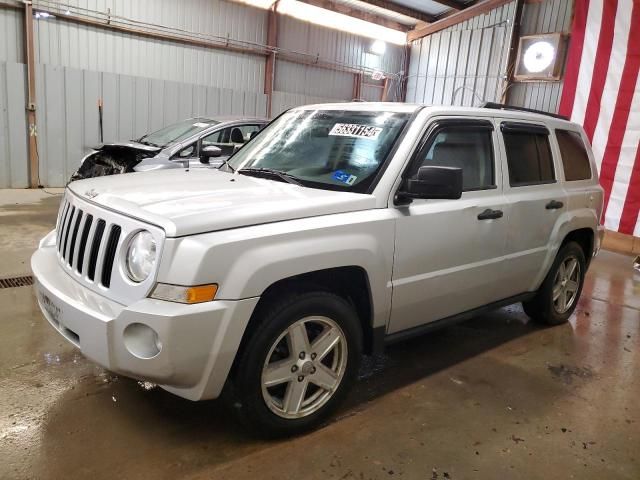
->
<box><xmin>150</xmin><ymin>283</ymin><xmax>218</xmax><ymax>304</ymax></box>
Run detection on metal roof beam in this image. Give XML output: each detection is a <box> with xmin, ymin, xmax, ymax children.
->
<box><xmin>408</xmin><ymin>0</ymin><xmax>511</xmax><ymax>42</ymax></box>
<box><xmin>355</xmin><ymin>0</ymin><xmax>436</xmax><ymax>23</ymax></box>
<box><xmin>298</xmin><ymin>0</ymin><xmax>412</xmax><ymax>30</ymax></box>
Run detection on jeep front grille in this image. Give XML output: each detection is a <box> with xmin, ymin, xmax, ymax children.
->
<box><xmin>54</xmin><ymin>191</ymin><xmax>165</xmax><ymax>304</ymax></box>
<box><xmin>57</xmin><ymin>199</ymin><xmax>120</xmax><ymax>288</ymax></box>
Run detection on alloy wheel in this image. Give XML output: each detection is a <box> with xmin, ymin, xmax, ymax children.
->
<box><xmin>552</xmin><ymin>255</ymin><xmax>581</xmax><ymax>314</ymax></box>
<box><xmin>261</xmin><ymin>316</ymin><xmax>348</xmax><ymax>419</ymax></box>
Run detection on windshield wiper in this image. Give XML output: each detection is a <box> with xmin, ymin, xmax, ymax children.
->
<box><xmin>237</xmin><ymin>168</ymin><xmax>303</xmax><ymax>186</ymax></box>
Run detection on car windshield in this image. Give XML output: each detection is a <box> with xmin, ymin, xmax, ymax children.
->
<box><xmin>227</xmin><ymin>109</ymin><xmax>410</xmax><ymax>193</ymax></box>
<box><xmin>138</xmin><ymin>118</ymin><xmax>219</xmax><ymax>147</ymax></box>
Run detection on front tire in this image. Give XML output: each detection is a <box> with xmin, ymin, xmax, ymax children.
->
<box><xmin>229</xmin><ymin>291</ymin><xmax>362</xmax><ymax>437</ymax></box>
<box><xmin>523</xmin><ymin>241</ymin><xmax>586</xmax><ymax>325</ymax></box>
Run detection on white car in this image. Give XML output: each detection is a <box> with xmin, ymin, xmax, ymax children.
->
<box><xmin>32</xmin><ymin>102</ymin><xmax>604</xmax><ymax>436</ymax></box>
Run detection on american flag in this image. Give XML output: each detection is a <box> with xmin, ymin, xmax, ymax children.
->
<box><xmin>558</xmin><ymin>0</ymin><xmax>640</xmax><ymax>235</ymax></box>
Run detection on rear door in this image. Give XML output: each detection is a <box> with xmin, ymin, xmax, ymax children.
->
<box><xmin>388</xmin><ymin>117</ymin><xmax>510</xmax><ymax>334</ymax></box>
<box><xmin>497</xmin><ymin>120</ymin><xmax>568</xmax><ymax>296</ymax></box>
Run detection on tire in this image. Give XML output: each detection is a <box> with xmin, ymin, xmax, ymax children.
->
<box><xmin>227</xmin><ymin>291</ymin><xmax>363</xmax><ymax>437</ymax></box>
<box><xmin>522</xmin><ymin>241</ymin><xmax>586</xmax><ymax>325</ymax></box>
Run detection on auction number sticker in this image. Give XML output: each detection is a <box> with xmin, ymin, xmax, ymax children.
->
<box><xmin>329</xmin><ymin>123</ymin><xmax>382</xmax><ymax>140</ymax></box>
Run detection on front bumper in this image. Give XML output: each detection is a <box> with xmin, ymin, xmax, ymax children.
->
<box><xmin>31</xmin><ymin>245</ymin><xmax>258</xmax><ymax>400</ymax></box>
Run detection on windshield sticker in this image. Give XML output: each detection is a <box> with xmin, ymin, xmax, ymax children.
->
<box><xmin>193</xmin><ymin>122</ymin><xmax>210</xmax><ymax>128</ymax></box>
<box><xmin>332</xmin><ymin>170</ymin><xmax>358</xmax><ymax>186</ymax></box>
<box><xmin>329</xmin><ymin>123</ymin><xmax>382</xmax><ymax>140</ymax></box>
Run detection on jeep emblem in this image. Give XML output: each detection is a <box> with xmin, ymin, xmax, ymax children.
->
<box><xmin>84</xmin><ymin>189</ymin><xmax>99</xmax><ymax>199</ymax></box>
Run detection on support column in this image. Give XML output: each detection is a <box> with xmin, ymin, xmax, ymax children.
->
<box><xmin>500</xmin><ymin>0</ymin><xmax>524</xmax><ymax>104</ymax></box>
<box><xmin>264</xmin><ymin>1</ymin><xmax>279</xmax><ymax>118</ymax></box>
<box><xmin>24</xmin><ymin>1</ymin><xmax>39</xmax><ymax>187</ymax></box>
<box><xmin>352</xmin><ymin>73</ymin><xmax>362</xmax><ymax>101</ymax></box>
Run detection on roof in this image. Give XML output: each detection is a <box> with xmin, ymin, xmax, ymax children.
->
<box><xmin>292</xmin><ymin>102</ymin><xmax>577</xmax><ymax>126</ymax></box>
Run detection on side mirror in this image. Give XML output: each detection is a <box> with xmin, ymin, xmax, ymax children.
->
<box><xmin>199</xmin><ymin>145</ymin><xmax>222</xmax><ymax>164</ymax></box>
<box><xmin>398</xmin><ymin>166</ymin><xmax>463</xmax><ymax>202</ymax></box>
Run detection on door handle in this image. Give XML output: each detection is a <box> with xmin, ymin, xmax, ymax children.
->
<box><xmin>546</xmin><ymin>200</ymin><xmax>564</xmax><ymax>210</ymax></box>
<box><xmin>477</xmin><ymin>209</ymin><xmax>503</xmax><ymax>220</ymax></box>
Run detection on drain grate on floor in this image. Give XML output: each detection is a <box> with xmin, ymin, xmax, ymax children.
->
<box><xmin>0</xmin><ymin>275</ymin><xmax>34</xmax><ymax>289</ymax></box>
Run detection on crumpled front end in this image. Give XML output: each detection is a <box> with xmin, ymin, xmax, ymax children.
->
<box><xmin>70</xmin><ymin>144</ymin><xmax>160</xmax><ymax>182</ymax></box>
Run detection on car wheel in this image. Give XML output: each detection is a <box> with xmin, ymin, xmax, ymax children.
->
<box><xmin>228</xmin><ymin>291</ymin><xmax>362</xmax><ymax>437</ymax></box>
<box><xmin>523</xmin><ymin>241</ymin><xmax>586</xmax><ymax>325</ymax></box>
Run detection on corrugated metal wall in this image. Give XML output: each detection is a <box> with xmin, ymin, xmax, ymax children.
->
<box><xmin>507</xmin><ymin>0</ymin><xmax>574</xmax><ymax>113</ymax></box>
<box><xmin>0</xmin><ymin>7</ymin><xmax>24</xmax><ymax>64</ymax></box>
<box><xmin>0</xmin><ymin>62</ymin><xmax>29</xmax><ymax>188</ymax></box>
<box><xmin>34</xmin><ymin>63</ymin><xmax>267</xmax><ymax>186</ymax></box>
<box><xmin>274</xmin><ymin>60</ymin><xmax>353</xmax><ymax>100</ymax></box>
<box><xmin>406</xmin><ymin>1</ymin><xmax>517</xmax><ymax>106</ymax></box>
<box><xmin>277</xmin><ymin>14</ymin><xmax>404</xmax><ymax>76</ymax></box>
<box><xmin>33</xmin><ymin>1</ymin><xmax>267</xmax><ymax>93</ymax></box>
<box><xmin>0</xmin><ymin>0</ymin><xmax>405</xmax><ymax>187</ymax></box>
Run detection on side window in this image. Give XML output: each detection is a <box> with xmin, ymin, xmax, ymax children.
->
<box><xmin>201</xmin><ymin>129</ymin><xmax>226</xmax><ymax>146</ymax></box>
<box><xmin>413</xmin><ymin>125</ymin><xmax>495</xmax><ymax>191</ymax></box>
<box><xmin>502</xmin><ymin>126</ymin><xmax>555</xmax><ymax>186</ymax></box>
<box><xmin>201</xmin><ymin>125</ymin><xmax>262</xmax><ymax>151</ymax></box>
<box><xmin>556</xmin><ymin>130</ymin><xmax>592</xmax><ymax>181</ymax></box>
<box><xmin>173</xmin><ymin>143</ymin><xmax>196</xmax><ymax>159</ymax></box>
<box><xmin>236</xmin><ymin>124</ymin><xmax>262</xmax><ymax>142</ymax></box>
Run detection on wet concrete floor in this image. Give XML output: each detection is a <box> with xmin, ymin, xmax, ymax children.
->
<box><xmin>0</xmin><ymin>192</ymin><xmax>639</xmax><ymax>479</ymax></box>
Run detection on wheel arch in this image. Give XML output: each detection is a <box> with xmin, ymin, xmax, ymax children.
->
<box><xmin>235</xmin><ymin>266</ymin><xmax>377</xmax><ymax>362</ymax></box>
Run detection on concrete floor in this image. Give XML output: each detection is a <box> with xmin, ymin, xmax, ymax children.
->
<box><xmin>1</xmin><ymin>190</ymin><xmax>639</xmax><ymax>480</ymax></box>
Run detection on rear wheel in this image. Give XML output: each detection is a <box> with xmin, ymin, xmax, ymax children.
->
<box><xmin>228</xmin><ymin>291</ymin><xmax>362</xmax><ymax>437</ymax></box>
<box><xmin>523</xmin><ymin>241</ymin><xmax>586</xmax><ymax>325</ymax></box>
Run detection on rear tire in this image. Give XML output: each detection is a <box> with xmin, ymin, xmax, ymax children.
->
<box><xmin>228</xmin><ymin>291</ymin><xmax>362</xmax><ymax>437</ymax></box>
<box><xmin>522</xmin><ymin>241</ymin><xmax>586</xmax><ymax>325</ymax></box>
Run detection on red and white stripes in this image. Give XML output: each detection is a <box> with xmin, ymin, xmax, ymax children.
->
<box><xmin>559</xmin><ymin>0</ymin><xmax>640</xmax><ymax>235</ymax></box>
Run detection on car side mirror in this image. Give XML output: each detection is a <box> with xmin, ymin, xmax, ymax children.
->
<box><xmin>199</xmin><ymin>145</ymin><xmax>222</xmax><ymax>164</ymax></box>
<box><xmin>397</xmin><ymin>166</ymin><xmax>463</xmax><ymax>203</ymax></box>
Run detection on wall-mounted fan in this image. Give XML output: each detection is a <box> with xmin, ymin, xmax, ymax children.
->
<box><xmin>514</xmin><ymin>33</ymin><xmax>566</xmax><ymax>81</ymax></box>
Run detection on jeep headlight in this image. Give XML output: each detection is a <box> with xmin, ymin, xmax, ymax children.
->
<box><xmin>125</xmin><ymin>231</ymin><xmax>156</xmax><ymax>282</ymax></box>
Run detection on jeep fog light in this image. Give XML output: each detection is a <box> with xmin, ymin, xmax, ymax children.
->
<box><xmin>150</xmin><ymin>283</ymin><xmax>218</xmax><ymax>304</ymax></box>
<box><xmin>123</xmin><ymin>323</ymin><xmax>162</xmax><ymax>359</ymax></box>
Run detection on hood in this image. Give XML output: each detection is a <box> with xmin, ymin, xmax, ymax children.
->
<box><xmin>97</xmin><ymin>141</ymin><xmax>162</xmax><ymax>153</ymax></box>
<box><xmin>68</xmin><ymin>169</ymin><xmax>376</xmax><ymax>237</ymax></box>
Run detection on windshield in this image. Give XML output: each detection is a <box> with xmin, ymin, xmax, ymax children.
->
<box><xmin>228</xmin><ymin>109</ymin><xmax>410</xmax><ymax>193</ymax></box>
<box><xmin>138</xmin><ymin>118</ymin><xmax>219</xmax><ymax>147</ymax></box>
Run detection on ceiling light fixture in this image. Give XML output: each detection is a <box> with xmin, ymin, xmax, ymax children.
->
<box><xmin>370</xmin><ymin>39</ymin><xmax>387</xmax><ymax>55</ymax></box>
<box><xmin>235</xmin><ymin>0</ymin><xmax>406</xmax><ymax>46</ymax></box>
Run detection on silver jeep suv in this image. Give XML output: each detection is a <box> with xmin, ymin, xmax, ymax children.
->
<box><xmin>32</xmin><ymin>102</ymin><xmax>604</xmax><ymax>436</ymax></box>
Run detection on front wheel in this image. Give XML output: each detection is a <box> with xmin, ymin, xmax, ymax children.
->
<box><xmin>228</xmin><ymin>291</ymin><xmax>362</xmax><ymax>437</ymax></box>
<box><xmin>523</xmin><ymin>241</ymin><xmax>586</xmax><ymax>325</ymax></box>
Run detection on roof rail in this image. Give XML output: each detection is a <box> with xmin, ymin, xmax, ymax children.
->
<box><xmin>481</xmin><ymin>102</ymin><xmax>569</xmax><ymax>121</ymax></box>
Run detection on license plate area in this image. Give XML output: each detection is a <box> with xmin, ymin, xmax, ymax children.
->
<box><xmin>38</xmin><ymin>289</ymin><xmax>81</xmax><ymax>347</ymax></box>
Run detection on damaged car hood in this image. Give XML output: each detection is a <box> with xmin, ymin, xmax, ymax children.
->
<box><xmin>70</xmin><ymin>143</ymin><xmax>162</xmax><ymax>182</ymax></box>
<box><xmin>67</xmin><ymin>169</ymin><xmax>375</xmax><ymax>237</ymax></box>
<box><xmin>97</xmin><ymin>141</ymin><xmax>162</xmax><ymax>153</ymax></box>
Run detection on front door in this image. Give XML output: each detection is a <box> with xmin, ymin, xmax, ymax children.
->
<box><xmin>388</xmin><ymin>118</ymin><xmax>509</xmax><ymax>334</ymax></box>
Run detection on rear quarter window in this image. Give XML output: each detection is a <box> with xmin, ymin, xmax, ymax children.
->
<box><xmin>556</xmin><ymin>130</ymin><xmax>592</xmax><ymax>181</ymax></box>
